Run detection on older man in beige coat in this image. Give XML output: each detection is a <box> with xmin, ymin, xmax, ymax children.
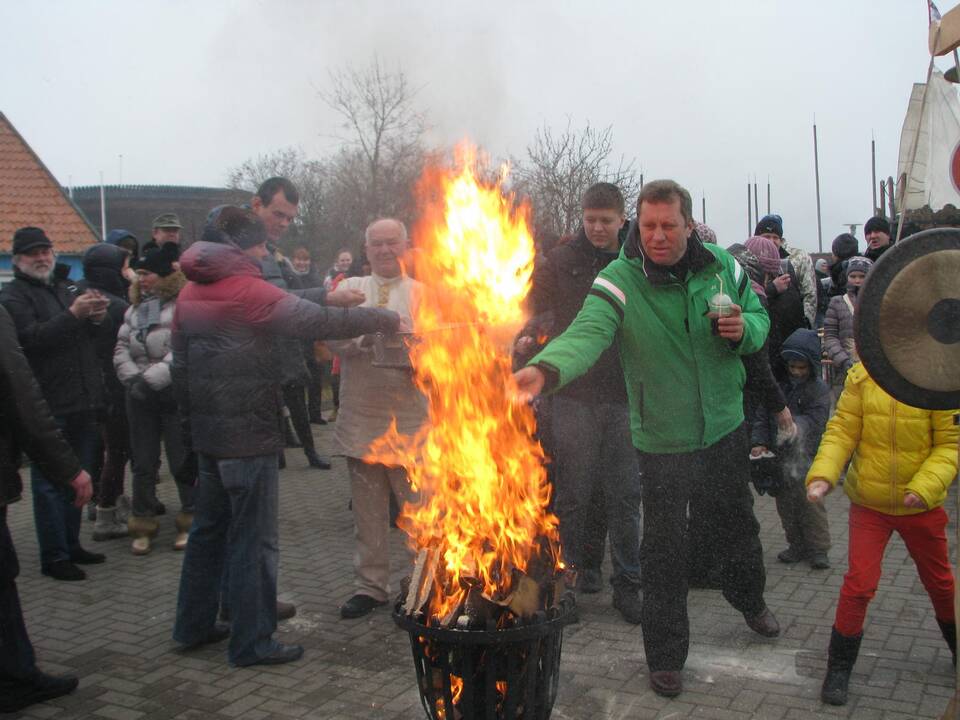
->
<box><xmin>330</xmin><ymin>218</ymin><xmax>428</xmax><ymax>619</ymax></box>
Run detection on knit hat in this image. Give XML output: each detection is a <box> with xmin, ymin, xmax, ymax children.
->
<box><xmin>726</xmin><ymin>243</ymin><xmax>766</xmax><ymax>298</ymax></box>
<box><xmin>694</xmin><ymin>222</ymin><xmax>717</xmax><ymax>244</ymax></box>
<box><xmin>215</xmin><ymin>206</ymin><xmax>266</xmax><ymax>249</ymax></box>
<box><xmin>744</xmin><ymin>235</ymin><xmax>782</xmax><ymax>275</ymax></box>
<box><xmin>845</xmin><ymin>255</ymin><xmax>873</xmax><ymax>278</ymax></box>
<box><xmin>12</xmin><ymin>226</ymin><xmax>53</xmax><ymax>254</ymax></box>
<box><xmin>754</xmin><ymin>214</ymin><xmax>783</xmax><ymax>238</ymax></box>
<box><xmin>864</xmin><ymin>216</ymin><xmax>890</xmax><ymax>236</ymax></box>
<box><xmin>831</xmin><ymin>233</ymin><xmax>859</xmax><ymax>260</ymax></box>
<box><xmin>135</xmin><ymin>242</ymin><xmax>178</xmax><ymax>277</ymax></box>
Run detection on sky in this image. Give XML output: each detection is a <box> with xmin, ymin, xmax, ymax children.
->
<box><xmin>0</xmin><ymin>0</ymin><xmax>948</xmax><ymax>253</ymax></box>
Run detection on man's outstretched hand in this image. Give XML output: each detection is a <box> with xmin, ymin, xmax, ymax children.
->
<box><xmin>326</xmin><ymin>286</ymin><xmax>366</xmax><ymax>308</ymax></box>
<box><xmin>513</xmin><ymin>366</ymin><xmax>546</xmax><ymax>402</ymax></box>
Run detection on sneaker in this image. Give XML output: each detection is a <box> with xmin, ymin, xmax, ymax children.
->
<box><xmin>340</xmin><ymin>594</ymin><xmax>387</xmax><ymax>619</ymax></box>
<box><xmin>809</xmin><ymin>551</ymin><xmax>831</xmax><ymax>570</ymax></box>
<box><xmin>776</xmin><ymin>546</ymin><xmax>807</xmax><ymax>564</ymax></box>
<box><xmin>612</xmin><ymin>586</ymin><xmax>643</xmax><ymax>624</ymax></box>
<box><xmin>577</xmin><ymin>568</ymin><xmax>603</xmax><ymax>594</ymax></box>
<box><xmin>93</xmin><ymin>507</ymin><xmax>129</xmax><ymax>541</ymax></box>
<box><xmin>0</xmin><ymin>670</ymin><xmax>79</xmax><ymax>713</ymax></box>
<box><xmin>42</xmin><ymin>560</ymin><xmax>85</xmax><ymax>581</ymax></box>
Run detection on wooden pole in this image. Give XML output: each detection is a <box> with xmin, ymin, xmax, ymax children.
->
<box><xmin>753</xmin><ymin>180</ymin><xmax>760</xmax><ymax>227</ymax></box>
<box><xmin>871</xmin><ymin>138</ymin><xmax>878</xmax><ymax>215</ymax></box>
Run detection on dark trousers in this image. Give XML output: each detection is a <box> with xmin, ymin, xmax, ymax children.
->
<box><xmin>31</xmin><ymin>412</ymin><xmax>98</xmax><ymax>567</ymax></box>
<box><xmin>282</xmin><ymin>384</ymin><xmax>315</xmax><ymax>454</ymax></box>
<box><xmin>0</xmin><ymin>506</ymin><xmax>36</xmax><ymax>682</ymax></box>
<box><xmin>126</xmin><ymin>394</ymin><xmax>193</xmax><ymax>517</ymax></box>
<box><xmin>305</xmin><ymin>355</ymin><xmax>324</xmax><ymax>420</ymax></box>
<box><xmin>96</xmin><ymin>401</ymin><xmax>129</xmax><ymax>508</ymax></box>
<box><xmin>638</xmin><ymin>425</ymin><xmax>766</xmax><ymax>671</ymax></box>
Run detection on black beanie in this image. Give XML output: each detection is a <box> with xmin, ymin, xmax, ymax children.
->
<box><xmin>754</xmin><ymin>214</ymin><xmax>783</xmax><ymax>238</ymax></box>
<box><xmin>831</xmin><ymin>233</ymin><xmax>859</xmax><ymax>260</ymax></box>
<box><xmin>135</xmin><ymin>242</ymin><xmax>178</xmax><ymax>277</ymax></box>
<box><xmin>215</xmin><ymin>207</ymin><xmax>267</xmax><ymax>249</ymax></box>
<box><xmin>864</xmin><ymin>216</ymin><xmax>890</xmax><ymax>236</ymax></box>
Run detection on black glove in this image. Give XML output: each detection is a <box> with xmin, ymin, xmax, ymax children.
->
<box><xmin>128</xmin><ymin>377</ymin><xmax>150</xmax><ymax>402</ymax></box>
<box><xmin>749</xmin><ymin>452</ymin><xmax>783</xmax><ymax>497</ymax></box>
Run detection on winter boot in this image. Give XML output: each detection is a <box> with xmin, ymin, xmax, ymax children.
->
<box><xmin>128</xmin><ymin>516</ymin><xmax>159</xmax><ymax>556</ymax></box>
<box><xmin>304</xmin><ymin>448</ymin><xmax>331</xmax><ymax>469</ymax></box>
<box><xmin>92</xmin><ymin>507</ymin><xmax>129</xmax><ymax>541</ymax></box>
<box><xmin>173</xmin><ymin>512</ymin><xmax>193</xmax><ymax>551</ymax></box>
<box><xmin>938</xmin><ymin>619</ymin><xmax>957</xmax><ymax>667</ymax></box>
<box><xmin>820</xmin><ymin>627</ymin><xmax>862</xmax><ymax>706</ymax></box>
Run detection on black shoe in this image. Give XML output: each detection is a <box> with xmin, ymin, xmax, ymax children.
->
<box><xmin>744</xmin><ymin>606</ymin><xmax>781</xmax><ymax>637</ymax></box>
<box><xmin>310</xmin><ymin>415</ymin><xmax>328</xmax><ymax>425</ymax></box>
<box><xmin>577</xmin><ymin>568</ymin><xmax>603</xmax><ymax>594</ymax></box>
<box><xmin>0</xmin><ymin>670</ymin><xmax>79</xmax><ymax>713</ymax></box>
<box><xmin>241</xmin><ymin>643</ymin><xmax>304</xmax><ymax>667</ymax></box>
<box><xmin>340</xmin><ymin>594</ymin><xmax>387</xmax><ymax>619</ymax></box>
<box><xmin>277</xmin><ymin>600</ymin><xmax>297</xmax><ymax>621</ymax></box>
<box><xmin>777</xmin><ymin>546</ymin><xmax>807</xmax><ymax>564</ymax></box>
<box><xmin>649</xmin><ymin>670</ymin><xmax>682</xmax><ymax>698</ymax></box>
<box><xmin>305</xmin><ymin>449</ymin><xmax>331</xmax><ymax>470</ymax></box>
<box><xmin>939</xmin><ymin>619</ymin><xmax>957</xmax><ymax>667</ymax></box>
<box><xmin>42</xmin><ymin>560</ymin><xmax>86</xmax><ymax>581</ymax></box>
<box><xmin>181</xmin><ymin>622</ymin><xmax>231</xmax><ymax>650</ymax></box>
<box><xmin>70</xmin><ymin>547</ymin><xmax>106</xmax><ymax>565</ymax></box>
<box><xmin>612</xmin><ymin>586</ymin><xmax>642</xmax><ymax>624</ymax></box>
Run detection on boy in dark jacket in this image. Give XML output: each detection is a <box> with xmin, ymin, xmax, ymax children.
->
<box><xmin>751</xmin><ymin>328</ymin><xmax>832</xmax><ymax>569</ymax></box>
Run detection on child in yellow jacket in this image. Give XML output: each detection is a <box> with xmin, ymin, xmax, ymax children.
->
<box><xmin>806</xmin><ymin>362</ymin><xmax>959</xmax><ymax>706</ymax></box>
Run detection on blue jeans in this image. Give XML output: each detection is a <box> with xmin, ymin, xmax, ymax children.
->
<box><xmin>172</xmin><ymin>453</ymin><xmax>279</xmax><ymax>665</ymax></box>
<box><xmin>550</xmin><ymin>396</ymin><xmax>641</xmax><ymax>589</ymax></box>
<box><xmin>30</xmin><ymin>412</ymin><xmax>99</xmax><ymax>567</ymax></box>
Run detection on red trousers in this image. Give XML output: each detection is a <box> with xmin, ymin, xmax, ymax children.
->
<box><xmin>835</xmin><ymin>503</ymin><xmax>956</xmax><ymax>636</ymax></box>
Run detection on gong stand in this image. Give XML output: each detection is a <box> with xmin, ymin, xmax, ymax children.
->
<box><xmin>855</xmin><ymin>227</ymin><xmax>960</xmax><ymax>718</ymax></box>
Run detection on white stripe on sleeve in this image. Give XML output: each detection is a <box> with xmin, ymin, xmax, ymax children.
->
<box><xmin>593</xmin><ymin>277</ymin><xmax>627</xmax><ymax>306</ymax></box>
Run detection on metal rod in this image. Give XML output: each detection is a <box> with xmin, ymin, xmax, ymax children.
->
<box><xmin>871</xmin><ymin>138</ymin><xmax>877</xmax><ymax>215</ymax></box>
<box><xmin>747</xmin><ymin>182</ymin><xmax>752</xmax><ymax>236</ymax></box>
<box><xmin>702</xmin><ymin>195</ymin><xmax>706</xmax><ymax>223</ymax></box>
<box><xmin>753</xmin><ymin>181</ymin><xmax>759</xmax><ymax>227</ymax></box>
<box><xmin>813</xmin><ymin>122</ymin><xmax>823</xmax><ymax>253</ymax></box>
<box><xmin>99</xmin><ymin>171</ymin><xmax>107</xmax><ymax>241</ymax></box>
<box><xmin>767</xmin><ymin>177</ymin><xmax>771</xmax><ymax>215</ymax></box>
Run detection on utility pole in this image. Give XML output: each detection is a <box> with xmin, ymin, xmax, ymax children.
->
<box><xmin>813</xmin><ymin>120</ymin><xmax>824</xmax><ymax>253</ymax></box>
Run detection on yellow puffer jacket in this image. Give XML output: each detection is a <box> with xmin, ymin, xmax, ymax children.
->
<box><xmin>806</xmin><ymin>363</ymin><xmax>959</xmax><ymax>515</ymax></box>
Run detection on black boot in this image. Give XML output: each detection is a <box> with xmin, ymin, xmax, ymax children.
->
<box><xmin>304</xmin><ymin>448</ymin><xmax>331</xmax><ymax>470</ymax></box>
<box><xmin>938</xmin><ymin>619</ymin><xmax>957</xmax><ymax>667</ymax></box>
<box><xmin>821</xmin><ymin>627</ymin><xmax>862</xmax><ymax>706</ymax></box>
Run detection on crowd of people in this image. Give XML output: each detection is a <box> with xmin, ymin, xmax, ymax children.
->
<box><xmin>0</xmin><ymin>174</ymin><xmax>955</xmax><ymax>713</ymax></box>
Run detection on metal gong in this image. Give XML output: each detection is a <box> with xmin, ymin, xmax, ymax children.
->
<box><xmin>855</xmin><ymin>227</ymin><xmax>960</xmax><ymax>410</ymax></box>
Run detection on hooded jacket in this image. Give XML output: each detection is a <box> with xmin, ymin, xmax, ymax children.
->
<box><xmin>82</xmin><ymin>244</ymin><xmax>131</xmax><ymax>406</ymax></box>
<box><xmin>530</xmin><ymin>221</ymin><xmax>769</xmax><ymax>454</ymax></box>
<box><xmin>751</xmin><ymin>328</ymin><xmax>832</xmax><ymax>473</ymax></box>
<box><xmin>806</xmin><ymin>363</ymin><xmax>959</xmax><ymax>515</ymax></box>
<box><xmin>0</xmin><ymin>306</ymin><xmax>82</xmax><ymax>509</ymax></box>
<box><xmin>172</xmin><ymin>241</ymin><xmax>399</xmax><ymax>458</ymax></box>
<box><xmin>527</xmin><ymin>227</ymin><xmax>627</xmax><ymax>405</ymax></box>
<box><xmin>0</xmin><ymin>265</ymin><xmax>111</xmax><ymax>416</ymax></box>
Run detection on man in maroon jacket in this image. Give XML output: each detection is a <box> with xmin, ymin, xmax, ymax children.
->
<box><xmin>171</xmin><ymin>208</ymin><xmax>399</xmax><ymax>666</ymax></box>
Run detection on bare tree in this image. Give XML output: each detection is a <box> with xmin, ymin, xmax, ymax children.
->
<box><xmin>511</xmin><ymin>119</ymin><xmax>641</xmax><ymax>238</ymax></box>
<box><xmin>319</xmin><ymin>57</ymin><xmax>428</xmax><ymax>243</ymax></box>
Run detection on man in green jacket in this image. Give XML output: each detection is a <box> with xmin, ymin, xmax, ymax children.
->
<box><xmin>514</xmin><ymin>179</ymin><xmax>779</xmax><ymax>698</ymax></box>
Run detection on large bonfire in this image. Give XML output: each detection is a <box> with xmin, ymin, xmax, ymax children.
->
<box><xmin>366</xmin><ymin>146</ymin><xmax>561</xmax><ymax>623</ymax></box>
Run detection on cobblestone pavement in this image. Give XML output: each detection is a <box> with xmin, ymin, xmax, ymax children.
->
<box><xmin>5</xmin><ymin>423</ymin><xmax>957</xmax><ymax>719</ymax></box>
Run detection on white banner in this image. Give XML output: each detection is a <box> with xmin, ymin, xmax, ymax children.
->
<box><xmin>897</xmin><ymin>70</ymin><xmax>960</xmax><ymax>211</ymax></box>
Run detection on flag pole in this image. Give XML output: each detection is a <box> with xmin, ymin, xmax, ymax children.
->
<box><xmin>871</xmin><ymin>135</ymin><xmax>878</xmax><ymax>215</ymax></box>
<box><xmin>813</xmin><ymin>119</ymin><xmax>823</xmax><ymax>253</ymax></box>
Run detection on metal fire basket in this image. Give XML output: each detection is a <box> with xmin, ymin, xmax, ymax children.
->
<box><xmin>393</xmin><ymin>595</ymin><xmax>577</xmax><ymax>720</ymax></box>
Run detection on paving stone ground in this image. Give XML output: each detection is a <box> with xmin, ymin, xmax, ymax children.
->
<box><xmin>5</xmin><ymin>423</ymin><xmax>958</xmax><ymax>719</ymax></box>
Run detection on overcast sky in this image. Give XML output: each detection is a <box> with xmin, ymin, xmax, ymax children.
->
<box><xmin>0</xmin><ymin>0</ymin><xmax>947</xmax><ymax>253</ymax></box>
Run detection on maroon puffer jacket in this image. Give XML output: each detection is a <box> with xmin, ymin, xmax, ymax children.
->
<box><xmin>172</xmin><ymin>241</ymin><xmax>398</xmax><ymax>458</ymax></box>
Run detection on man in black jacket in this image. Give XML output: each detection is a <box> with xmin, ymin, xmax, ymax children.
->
<box><xmin>520</xmin><ymin>183</ymin><xmax>642</xmax><ymax>623</ymax></box>
<box><xmin>171</xmin><ymin>208</ymin><xmax>400</xmax><ymax>667</ymax></box>
<box><xmin>0</xmin><ymin>227</ymin><xmax>111</xmax><ymax>581</ymax></box>
<box><xmin>0</xmin><ymin>304</ymin><xmax>93</xmax><ymax>712</ymax></box>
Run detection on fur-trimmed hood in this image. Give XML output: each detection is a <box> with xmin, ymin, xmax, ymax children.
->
<box><xmin>130</xmin><ymin>269</ymin><xmax>186</xmax><ymax>306</ymax></box>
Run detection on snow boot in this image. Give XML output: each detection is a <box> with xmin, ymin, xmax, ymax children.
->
<box><xmin>173</xmin><ymin>512</ymin><xmax>193</xmax><ymax>551</ymax></box>
<box><xmin>820</xmin><ymin>627</ymin><xmax>862</xmax><ymax>706</ymax></box>
<box><xmin>128</xmin><ymin>516</ymin><xmax>159</xmax><ymax>556</ymax></box>
<box><xmin>92</xmin><ymin>507</ymin><xmax>129</xmax><ymax>541</ymax></box>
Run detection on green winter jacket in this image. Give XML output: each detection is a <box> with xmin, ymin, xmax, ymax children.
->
<box><xmin>530</xmin><ymin>223</ymin><xmax>769</xmax><ymax>454</ymax></box>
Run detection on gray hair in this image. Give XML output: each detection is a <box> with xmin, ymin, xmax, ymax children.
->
<box><xmin>364</xmin><ymin>218</ymin><xmax>408</xmax><ymax>244</ymax></box>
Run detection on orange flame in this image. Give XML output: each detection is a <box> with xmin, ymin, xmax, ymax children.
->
<box><xmin>367</xmin><ymin>145</ymin><xmax>560</xmax><ymax>621</ymax></box>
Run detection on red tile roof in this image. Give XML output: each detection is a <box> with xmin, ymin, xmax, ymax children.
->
<box><xmin>0</xmin><ymin>111</ymin><xmax>100</xmax><ymax>254</ymax></box>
